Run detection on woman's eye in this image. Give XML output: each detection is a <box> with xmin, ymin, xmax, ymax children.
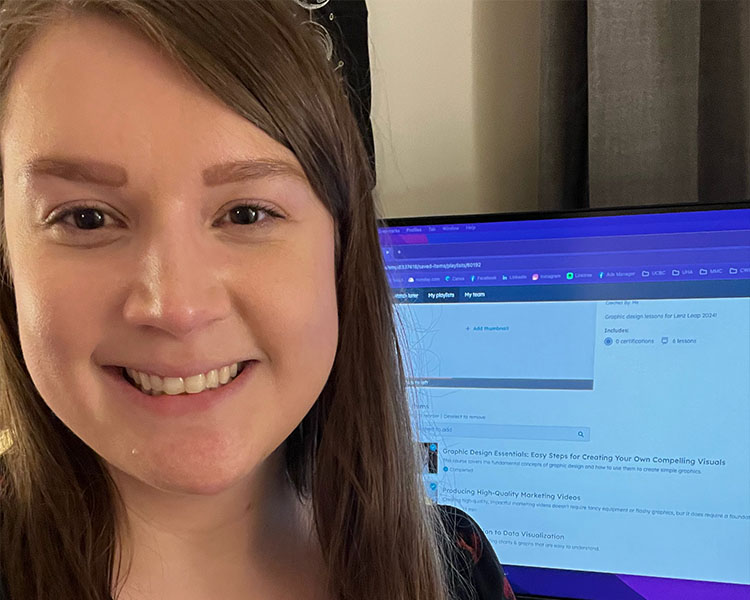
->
<box><xmin>214</xmin><ymin>203</ymin><xmax>283</xmax><ymax>227</ymax></box>
<box><xmin>52</xmin><ymin>204</ymin><xmax>118</xmax><ymax>231</ymax></box>
<box><xmin>50</xmin><ymin>202</ymin><xmax>282</xmax><ymax>232</ymax></box>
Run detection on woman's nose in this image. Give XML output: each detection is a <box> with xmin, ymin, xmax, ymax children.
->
<box><xmin>121</xmin><ymin>227</ymin><xmax>232</xmax><ymax>338</ymax></box>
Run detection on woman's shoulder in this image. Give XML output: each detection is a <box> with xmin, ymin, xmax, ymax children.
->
<box><xmin>434</xmin><ymin>503</ymin><xmax>517</xmax><ymax>600</ymax></box>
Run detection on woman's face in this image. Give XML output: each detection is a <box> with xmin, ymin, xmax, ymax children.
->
<box><xmin>1</xmin><ymin>15</ymin><xmax>338</xmax><ymax>495</ymax></box>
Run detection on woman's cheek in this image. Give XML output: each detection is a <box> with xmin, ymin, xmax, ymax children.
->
<box><xmin>260</xmin><ymin>239</ymin><xmax>338</xmax><ymax>391</ymax></box>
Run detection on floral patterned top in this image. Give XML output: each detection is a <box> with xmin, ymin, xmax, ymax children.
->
<box><xmin>437</xmin><ymin>504</ymin><xmax>518</xmax><ymax>600</ymax></box>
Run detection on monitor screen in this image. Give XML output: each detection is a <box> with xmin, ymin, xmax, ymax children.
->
<box><xmin>378</xmin><ymin>202</ymin><xmax>750</xmax><ymax>600</ymax></box>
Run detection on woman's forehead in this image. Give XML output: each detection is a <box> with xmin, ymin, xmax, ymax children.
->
<box><xmin>2</xmin><ymin>14</ymin><xmax>305</xmax><ymax>192</ymax></box>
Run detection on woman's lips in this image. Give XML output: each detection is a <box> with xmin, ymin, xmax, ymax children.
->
<box><xmin>119</xmin><ymin>360</ymin><xmax>250</xmax><ymax>394</ymax></box>
<box><xmin>101</xmin><ymin>360</ymin><xmax>257</xmax><ymax>417</ymax></box>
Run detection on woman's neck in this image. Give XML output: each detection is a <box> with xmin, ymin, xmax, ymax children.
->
<box><xmin>108</xmin><ymin>446</ymin><xmax>327</xmax><ymax>600</ymax></box>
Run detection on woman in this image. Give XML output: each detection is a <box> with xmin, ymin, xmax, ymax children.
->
<box><xmin>0</xmin><ymin>1</ymin><xmax>517</xmax><ymax>599</ymax></box>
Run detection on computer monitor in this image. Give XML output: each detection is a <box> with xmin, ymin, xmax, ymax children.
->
<box><xmin>378</xmin><ymin>201</ymin><xmax>750</xmax><ymax>600</ymax></box>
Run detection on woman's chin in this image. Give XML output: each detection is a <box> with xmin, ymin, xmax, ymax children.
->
<box><xmin>107</xmin><ymin>445</ymin><xmax>264</xmax><ymax>498</ymax></box>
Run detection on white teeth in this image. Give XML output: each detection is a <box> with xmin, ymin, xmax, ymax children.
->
<box><xmin>150</xmin><ymin>373</ymin><xmax>164</xmax><ymax>393</ymax></box>
<box><xmin>125</xmin><ymin>362</ymin><xmax>244</xmax><ymax>396</ymax></box>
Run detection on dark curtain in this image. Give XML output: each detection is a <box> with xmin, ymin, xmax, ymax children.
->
<box><xmin>539</xmin><ymin>0</ymin><xmax>750</xmax><ymax>210</ymax></box>
<box><xmin>305</xmin><ymin>0</ymin><xmax>376</xmax><ymax>184</ymax></box>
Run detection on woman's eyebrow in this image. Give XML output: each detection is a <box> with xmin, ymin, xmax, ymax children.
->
<box><xmin>19</xmin><ymin>155</ymin><xmax>307</xmax><ymax>188</ymax></box>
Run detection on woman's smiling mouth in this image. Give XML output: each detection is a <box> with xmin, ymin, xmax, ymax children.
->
<box><xmin>102</xmin><ymin>360</ymin><xmax>256</xmax><ymax>417</ymax></box>
<box><xmin>121</xmin><ymin>360</ymin><xmax>251</xmax><ymax>395</ymax></box>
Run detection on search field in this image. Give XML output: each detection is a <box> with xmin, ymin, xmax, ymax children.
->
<box><xmin>420</xmin><ymin>423</ymin><xmax>591</xmax><ymax>442</ymax></box>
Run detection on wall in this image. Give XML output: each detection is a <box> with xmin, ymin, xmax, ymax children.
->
<box><xmin>368</xmin><ymin>0</ymin><xmax>541</xmax><ymax>218</ymax></box>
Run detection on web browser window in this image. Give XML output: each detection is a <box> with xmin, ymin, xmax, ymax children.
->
<box><xmin>381</xmin><ymin>204</ymin><xmax>750</xmax><ymax>600</ymax></box>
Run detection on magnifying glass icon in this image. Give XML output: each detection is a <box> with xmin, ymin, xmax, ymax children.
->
<box><xmin>577</xmin><ymin>431</ymin><xmax>585</xmax><ymax>439</ymax></box>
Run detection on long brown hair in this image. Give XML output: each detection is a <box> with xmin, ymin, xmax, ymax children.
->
<box><xmin>0</xmin><ymin>1</ymin><xmax>459</xmax><ymax>599</ymax></box>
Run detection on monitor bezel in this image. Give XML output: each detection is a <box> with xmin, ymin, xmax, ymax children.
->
<box><xmin>378</xmin><ymin>199</ymin><xmax>750</xmax><ymax>229</ymax></box>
